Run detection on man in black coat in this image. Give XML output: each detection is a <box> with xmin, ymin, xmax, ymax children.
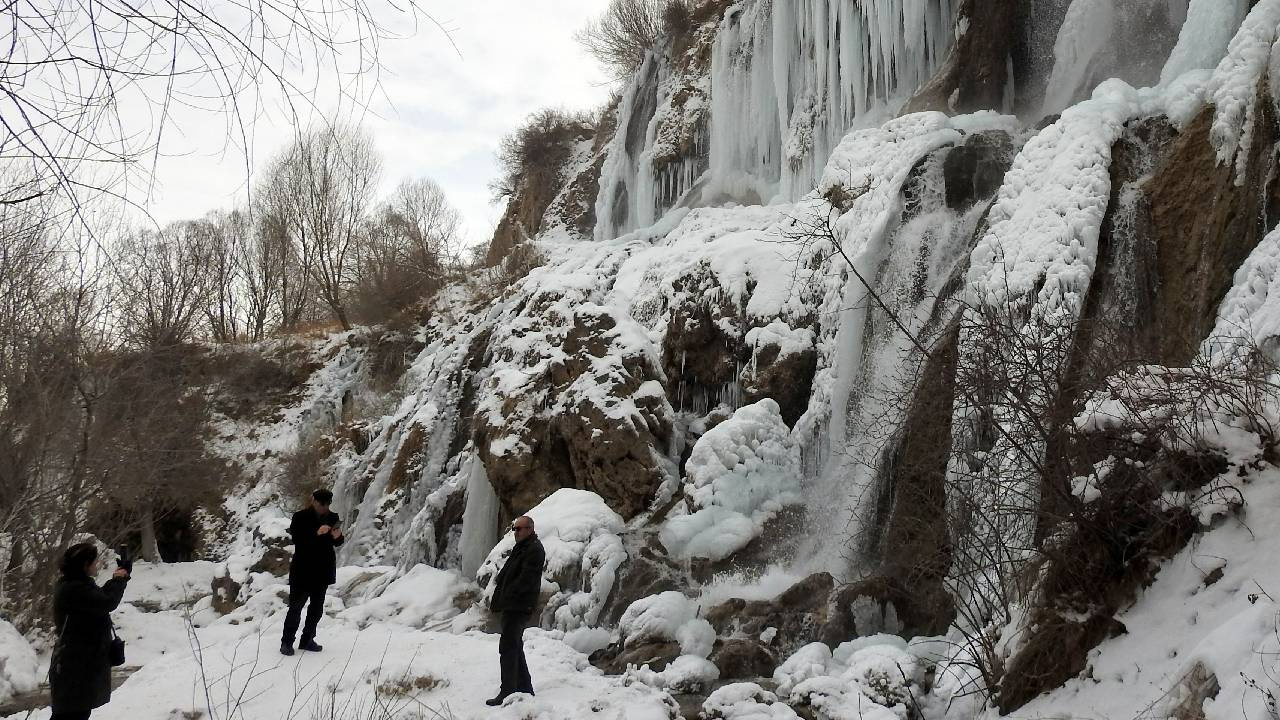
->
<box><xmin>50</xmin><ymin>542</ymin><xmax>130</xmax><ymax>720</ymax></box>
<box><xmin>280</xmin><ymin>488</ymin><xmax>344</xmax><ymax>655</ymax></box>
<box><xmin>486</xmin><ymin>514</ymin><xmax>546</xmax><ymax>706</ymax></box>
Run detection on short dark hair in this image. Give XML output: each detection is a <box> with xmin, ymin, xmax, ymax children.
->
<box><xmin>312</xmin><ymin>489</ymin><xmax>333</xmax><ymax>505</ymax></box>
<box><xmin>60</xmin><ymin>543</ymin><xmax>99</xmax><ymax>576</ymax></box>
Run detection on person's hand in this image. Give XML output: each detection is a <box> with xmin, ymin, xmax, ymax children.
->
<box><xmin>112</xmin><ymin>568</ymin><xmax>129</xmax><ymax>579</ymax></box>
<box><xmin>331</xmin><ymin>528</ymin><xmax>343</xmax><ymax>539</ymax></box>
<box><xmin>317</xmin><ymin>525</ymin><xmax>332</xmax><ymax>536</ymax></box>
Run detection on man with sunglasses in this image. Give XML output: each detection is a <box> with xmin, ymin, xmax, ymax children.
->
<box><xmin>485</xmin><ymin>515</ymin><xmax>545</xmax><ymax>706</ymax></box>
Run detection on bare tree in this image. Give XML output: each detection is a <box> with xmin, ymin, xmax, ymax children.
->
<box><xmin>0</xmin><ymin>189</ymin><xmax>120</xmax><ymax>624</ymax></box>
<box><xmin>576</xmin><ymin>0</ymin><xmax>692</xmax><ymax>80</ymax></box>
<box><xmin>0</xmin><ymin>0</ymin><xmax>435</xmax><ymax>218</ymax></box>
<box><xmin>204</xmin><ymin>210</ymin><xmax>250</xmax><ymax>343</ymax></box>
<box><xmin>113</xmin><ymin>222</ymin><xmax>216</xmax><ymax>348</ymax></box>
<box><xmin>388</xmin><ymin>177</ymin><xmax>462</xmax><ymax>269</ymax></box>
<box><xmin>261</xmin><ymin>124</ymin><xmax>382</xmax><ymax>330</ymax></box>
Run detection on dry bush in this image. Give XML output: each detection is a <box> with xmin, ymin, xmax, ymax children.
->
<box><xmin>576</xmin><ymin>0</ymin><xmax>673</xmax><ymax>80</ymax></box>
<box><xmin>280</xmin><ymin>432</ymin><xmax>337</xmax><ymax>509</ymax></box>
<box><xmin>193</xmin><ymin>344</ymin><xmax>318</xmax><ymax>421</ymax></box>
<box><xmin>470</xmin><ymin>244</ymin><xmax>546</xmax><ymax>306</ymax></box>
<box><xmin>489</xmin><ymin>108</ymin><xmax>594</xmax><ymax>202</ymax></box>
<box><xmin>357</xmin><ymin>329</ymin><xmax>423</xmax><ymax>394</ymax></box>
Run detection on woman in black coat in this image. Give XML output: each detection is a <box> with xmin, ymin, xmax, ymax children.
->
<box><xmin>49</xmin><ymin>543</ymin><xmax>130</xmax><ymax>720</ymax></box>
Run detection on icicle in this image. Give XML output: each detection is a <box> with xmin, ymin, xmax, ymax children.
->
<box><xmin>458</xmin><ymin>455</ymin><xmax>499</xmax><ymax>579</ymax></box>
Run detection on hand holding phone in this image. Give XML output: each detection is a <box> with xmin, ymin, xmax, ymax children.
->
<box><xmin>116</xmin><ymin>545</ymin><xmax>133</xmax><ymax>574</ymax></box>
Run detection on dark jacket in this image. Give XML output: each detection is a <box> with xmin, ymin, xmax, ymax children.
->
<box><xmin>288</xmin><ymin>507</ymin><xmax>345</xmax><ymax>587</ymax></box>
<box><xmin>490</xmin><ymin>534</ymin><xmax>546</xmax><ymax>615</ymax></box>
<box><xmin>50</xmin><ymin>572</ymin><xmax>128</xmax><ymax>713</ymax></box>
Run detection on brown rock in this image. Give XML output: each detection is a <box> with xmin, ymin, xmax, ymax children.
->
<box><xmin>210</xmin><ymin>571</ymin><xmax>241</xmax><ymax>615</ymax></box>
<box><xmin>706</xmin><ymin>573</ymin><xmax>839</xmax><ymax>656</ymax></box>
<box><xmin>598</xmin><ymin>534</ymin><xmax>685</xmax><ymax>626</ymax></box>
<box><xmin>590</xmin><ymin>640</ymin><xmax>683</xmax><ymax>675</ymax></box>
<box><xmin>903</xmin><ymin>0</ymin><xmax>1018</xmax><ymax>115</ymax></box>
<box><xmin>942</xmin><ymin>132</ymin><xmax>1015</xmax><ymax>212</ymax></box>
<box><xmin>248</xmin><ymin>546</ymin><xmax>291</xmax><ymax>577</ymax></box>
<box><xmin>710</xmin><ymin>639</ymin><xmax>779</xmax><ymax>679</ymax></box>
<box><xmin>661</xmin><ymin>264</ymin><xmax>749</xmax><ymax>414</ymax></box>
<box><xmin>1143</xmin><ymin>97</ymin><xmax>1280</xmax><ymax>365</ymax></box>
<box><xmin>740</xmin><ymin>341</ymin><xmax>817</xmax><ymax>427</ymax></box>
<box><xmin>475</xmin><ymin>305</ymin><xmax>674</xmax><ymax>521</ymax></box>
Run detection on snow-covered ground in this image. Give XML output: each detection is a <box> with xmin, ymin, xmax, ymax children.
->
<box><xmin>2</xmin><ymin>561</ymin><xmax>678</xmax><ymax>720</ymax></box>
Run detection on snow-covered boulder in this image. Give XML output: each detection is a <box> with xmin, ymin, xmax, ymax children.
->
<box><xmin>337</xmin><ymin>564</ymin><xmax>471</xmax><ymax>628</ymax></box>
<box><xmin>623</xmin><ymin>653</ymin><xmax>720</xmax><ymax>693</ymax></box>
<box><xmin>702</xmin><ymin>682</ymin><xmax>802</xmax><ymax>719</ymax></box>
<box><xmin>618</xmin><ymin>591</ymin><xmax>700</xmax><ymax>648</ymax></box>
<box><xmin>660</xmin><ymin>399</ymin><xmax>802</xmax><ymax>561</ymax></box>
<box><xmin>0</xmin><ymin>619</ymin><xmax>39</xmax><ymax>704</ymax></box>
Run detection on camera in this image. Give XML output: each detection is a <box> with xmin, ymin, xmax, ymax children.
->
<box><xmin>116</xmin><ymin>544</ymin><xmax>133</xmax><ymax>574</ymax></box>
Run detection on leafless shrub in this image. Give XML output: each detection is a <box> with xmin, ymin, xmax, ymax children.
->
<box><xmin>112</xmin><ymin>222</ymin><xmax>217</xmax><ymax>349</ymax></box>
<box><xmin>489</xmin><ymin>109</ymin><xmax>594</xmax><ymax>202</ymax></box>
<box><xmin>351</xmin><ymin>178</ymin><xmax>461</xmax><ymax>326</ymax></box>
<box><xmin>575</xmin><ymin>0</ymin><xmax>693</xmax><ymax>80</ymax></box>
<box><xmin>280</xmin><ymin>432</ymin><xmax>337</xmax><ymax>509</ymax></box>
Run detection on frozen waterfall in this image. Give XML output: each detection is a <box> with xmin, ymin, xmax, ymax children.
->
<box><xmin>596</xmin><ymin>0</ymin><xmax>959</xmax><ymax>241</ymax></box>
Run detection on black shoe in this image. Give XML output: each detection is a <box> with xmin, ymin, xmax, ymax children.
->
<box><xmin>485</xmin><ymin>694</ymin><xmax>508</xmax><ymax>707</ymax></box>
<box><xmin>299</xmin><ymin>640</ymin><xmax>323</xmax><ymax>652</ymax></box>
<box><xmin>280</xmin><ymin>642</ymin><xmax>295</xmax><ymax>656</ymax></box>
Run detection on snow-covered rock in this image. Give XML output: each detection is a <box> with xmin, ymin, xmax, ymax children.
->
<box><xmin>660</xmin><ymin>399</ymin><xmax>802</xmax><ymax>561</ymax></box>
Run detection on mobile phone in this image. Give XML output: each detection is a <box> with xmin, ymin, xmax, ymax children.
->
<box><xmin>116</xmin><ymin>545</ymin><xmax>133</xmax><ymax>572</ymax></box>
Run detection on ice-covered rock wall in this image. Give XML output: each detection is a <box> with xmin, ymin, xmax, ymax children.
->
<box><xmin>707</xmin><ymin>0</ymin><xmax>957</xmax><ymax>203</ymax></box>
<box><xmin>597</xmin><ymin>0</ymin><xmax>959</xmax><ymax>240</ymax></box>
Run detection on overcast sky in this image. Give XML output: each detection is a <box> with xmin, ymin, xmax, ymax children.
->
<box><xmin>142</xmin><ymin>1</ymin><xmax>614</xmax><ymax>249</ymax></box>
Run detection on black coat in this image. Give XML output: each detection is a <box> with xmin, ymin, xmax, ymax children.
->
<box><xmin>490</xmin><ymin>535</ymin><xmax>545</xmax><ymax>615</ymax></box>
<box><xmin>50</xmin><ymin>573</ymin><xmax>128</xmax><ymax>713</ymax></box>
<box><xmin>288</xmin><ymin>507</ymin><xmax>345</xmax><ymax>587</ymax></box>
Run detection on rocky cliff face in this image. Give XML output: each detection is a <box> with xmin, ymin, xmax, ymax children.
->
<box><xmin>215</xmin><ymin>1</ymin><xmax>1280</xmax><ymax>716</ymax></box>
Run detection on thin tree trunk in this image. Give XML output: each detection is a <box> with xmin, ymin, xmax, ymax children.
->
<box><xmin>140</xmin><ymin>503</ymin><xmax>162</xmax><ymax>563</ymax></box>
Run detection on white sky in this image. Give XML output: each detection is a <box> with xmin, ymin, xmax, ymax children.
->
<box><xmin>141</xmin><ymin>1</ymin><xmax>614</xmax><ymax>249</ymax></box>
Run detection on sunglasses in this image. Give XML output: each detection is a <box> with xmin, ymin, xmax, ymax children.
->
<box><xmin>510</xmin><ymin>524</ymin><xmax>531</xmax><ymax>531</ymax></box>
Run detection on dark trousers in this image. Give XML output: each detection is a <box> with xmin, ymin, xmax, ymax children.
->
<box><xmin>52</xmin><ymin>712</ymin><xmax>91</xmax><ymax>720</ymax></box>
<box><xmin>282</xmin><ymin>583</ymin><xmax>327</xmax><ymax>644</ymax></box>
<box><xmin>498</xmin><ymin>611</ymin><xmax>533</xmax><ymax>695</ymax></box>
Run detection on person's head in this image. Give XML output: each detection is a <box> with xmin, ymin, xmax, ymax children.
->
<box><xmin>511</xmin><ymin>516</ymin><xmax>535</xmax><ymax>540</ymax></box>
<box><xmin>61</xmin><ymin>543</ymin><xmax>100</xmax><ymax>577</ymax></box>
<box><xmin>311</xmin><ymin>488</ymin><xmax>333</xmax><ymax>513</ymax></box>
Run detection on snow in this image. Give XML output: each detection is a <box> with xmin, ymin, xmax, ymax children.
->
<box><xmin>618</xmin><ymin>591</ymin><xmax>700</xmax><ymax>647</ymax></box>
<box><xmin>1203</xmin><ymin>223</ymin><xmax>1280</xmax><ymax>364</ymax></box>
<box><xmin>1161</xmin><ymin>0</ymin><xmax>1250</xmax><ymax>85</ymax></box>
<box><xmin>1208</xmin><ymin>0</ymin><xmax>1280</xmax><ymax>175</ymax></box>
<box><xmin>623</xmin><ymin>653</ymin><xmax>720</xmax><ymax>693</ymax></box>
<box><xmin>336</xmin><ymin>564</ymin><xmax>470</xmax><ymax>629</ymax></box>
<box><xmin>660</xmin><ymin>399</ymin><xmax>802</xmax><ymax>561</ymax></box>
<box><xmin>703</xmin><ymin>682</ymin><xmax>800</xmax><ymax>719</ymax></box>
<box><xmin>745</xmin><ymin>320</ymin><xmax>814</xmax><ymax>360</ymax></box>
<box><xmin>0</xmin><ymin>619</ymin><xmax>38</xmax><ymax>704</ymax></box>
<box><xmin>3</xmin><ymin>561</ymin><xmax>680</xmax><ymax>720</ymax></box>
